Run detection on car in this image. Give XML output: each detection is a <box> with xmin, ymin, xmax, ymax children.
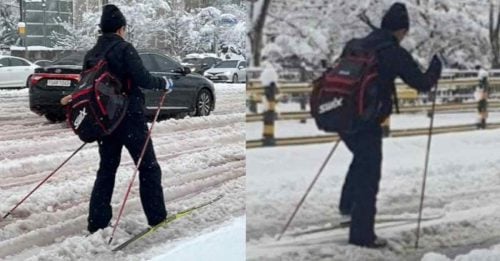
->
<box><xmin>29</xmin><ymin>51</ymin><xmax>216</xmax><ymax>123</ymax></box>
<box><xmin>203</xmin><ymin>60</ymin><xmax>246</xmax><ymax>83</ymax></box>
<box><xmin>34</xmin><ymin>60</ymin><xmax>53</xmax><ymax>67</ymax></box>
<box><xmin>181</xmin><ymin>56</ymin><xmax>222</xmax><ymax>75</ymax></box>
<box><xmin>0</xmin><ymin>55</ymin><xmax>39</xmax><ymax>88</ymax></box>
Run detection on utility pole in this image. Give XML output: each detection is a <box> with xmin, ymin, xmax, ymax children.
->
<box><xmin>42</xmin><ymin>0</ymin><xmax>46</xmax><ymax>46</ymax></box>
<box><xmin>19</xmin><ymin>0</ymin><xmax>23</xmax><ymax>47</ymax></box>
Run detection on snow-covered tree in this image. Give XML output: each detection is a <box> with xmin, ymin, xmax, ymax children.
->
<box><xmin>0</xmin><ymin>1</ymin><xmax>20</xmax><ymax>46</ymax></box>
<box><xmin>50</xmin><ymin>0</ymin><xmax>246</xmax><ymax>58</ymax></box>
<box><xmin>256</xmin><ymin>0</ymin><xmax>492</xmax><ymax>69</ymax></box>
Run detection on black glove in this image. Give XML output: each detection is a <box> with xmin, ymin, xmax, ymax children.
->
<box><xmin>427</xmin><ymin>54</ymin><xmax>442</xmax><ymax>85</ymax></box>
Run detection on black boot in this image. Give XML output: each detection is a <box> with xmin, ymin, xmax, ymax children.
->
<box><xmin>366</xmin><ymin>237</ymin><xmax>388</xmax><ymax>248</ymax></box>
<box><xmin>350</xmin><ymin>236</ymin><xmax>388</xmax><ymax>248</ymax></box>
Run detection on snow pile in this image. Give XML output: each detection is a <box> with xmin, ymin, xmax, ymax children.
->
<box><xmin>423</xmin><ymin>246</ymin><xmax>500</xmax><ymax>261</ymax></box>
<box><xmin>151</xmin><ymin>216</ymin><xmax>245</xmax><ymax>261</ymax></box>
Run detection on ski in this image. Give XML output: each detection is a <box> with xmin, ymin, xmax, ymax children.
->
<box><xmin>112</xmin><ymin>194</ymin><xmax>224</xmax><ymax>252</ymax></box>
<box><xmin>288</xmin><ymin>214</ymin><xmax>444</xmax><ymax>237</ymax></box>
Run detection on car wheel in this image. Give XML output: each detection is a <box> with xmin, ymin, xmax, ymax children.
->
<box><xmin>193</xmin><ymin>89</ymin><xmax>213</xmax><ymax>116</ymax></box>
<box><xmin>45</xmin><ymin>113</ymin><xmax>65</xmax><ymax>123</ymax></box>
<box><xmin>232</xmin><ymin>74</ymin><xmax>238</xmax><ymax>83</ymax></box>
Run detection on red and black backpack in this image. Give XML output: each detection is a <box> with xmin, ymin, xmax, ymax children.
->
<box><xmin>310</xmin><ymin>39</ymin><xmax>392</xmax><ymax>133</ymax></box>
<box><xmin>66</xmin><ymin>42</ymin><xmax>130</xmax><ymax>143</ymax></box>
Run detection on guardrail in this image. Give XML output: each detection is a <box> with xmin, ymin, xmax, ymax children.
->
<box><xmin>246</xmin><ymin>77</ymin><xmax>500</xmax><ymax>94</ymax></box>
<box><xmin>246</xmin><ymin>122</ymin><xmax>500</xmax><ymax>148</ymax></box>
<box><xmin>247</xmin><ymin>76</ymin><xmax>500</xmax><ymax>148</ymax></box>
<box><xmin>246</xmin><ymin>101</ymin><xmax>500</xmax><ymax>122</ymax></box>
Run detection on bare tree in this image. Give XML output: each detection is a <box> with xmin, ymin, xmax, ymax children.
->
<box><xmin>248</xmin><ymin>0</ymin><xmax>271</xmax><ymax>66</ymax></box>
<box><xmin>490</xmin><ymin>0</ymin><xmax>500</xmax><ymax>68</ymax></box>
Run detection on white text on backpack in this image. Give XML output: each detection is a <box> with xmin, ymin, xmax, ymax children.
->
<box><xmin>74</xmin><ymin>107</ymin><xmax>88</xmax><ymax>130</ymax></box>
<box><xmin>319</xmin><ymin>97</ymin><xmax>343</xmax><ymax>114</ymax></box>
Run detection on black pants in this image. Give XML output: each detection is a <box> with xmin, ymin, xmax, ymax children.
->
<box><xmin>339</xmin><ymin>124</ymin><xmax>382</xmax><ymax>245</ymax></box>
<box><xmin>88</xmin><ymin>111</ymin><xmax>167</xmax><ymax>232</ymax></box>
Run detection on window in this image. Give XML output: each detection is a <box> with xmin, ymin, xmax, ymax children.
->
<box><xmin>52</xmin><ymin>52</ymin><xmax>85</xmax><ymax>66</ymax></box>
<box><xmin>10</xmin><ymin>58</ymin><xmax>30</xmax><ymax>66</ymax></box>
<box><xmin>0</xmin><ymin>58</ymin><xmax>10</xmax><ymax>67</ymax></box>
<box><xmin>182</xmin><ymin>58</ymin><xmax>201</xmax><ymax>65</ymax></box>
<box><xmin>214</xmin><ymin>60</ymin><xmax>238</xmax><ymax>69</ymax></box>
<box><xmin>238</xmin><ymin>61</ymin><xmax>247</xmax><ymax>68</ymax></box>
<box><xmin>139</xmin><ymin>54</ymin><xmax>158</xmax><ymax>72</ymax></box>
<box><xmin>152</xmin><ymin>54</ymin><xmax>180</xmax><ymax>72</ymax></box>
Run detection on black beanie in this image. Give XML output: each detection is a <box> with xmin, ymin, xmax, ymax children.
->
<box><xmin>381</xmin><ymin>3</ymin><xmax>409</xmax><ymax>31</ymax></box>
<box><xmin>100</xmin><ymin>4</ymin><xmax>126</xmax><ymax>33</ymax></box>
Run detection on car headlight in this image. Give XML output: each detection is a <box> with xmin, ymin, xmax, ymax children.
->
<box><xmin>191</xmin><ymin>67</ymin><xmax>196</xmax><ymax>72</ymax></box>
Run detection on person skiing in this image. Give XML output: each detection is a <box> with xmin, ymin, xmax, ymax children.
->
<box><xmin>337</xmin><ymin>2</ymin><xmax>442</xmax><ymax>248</ymax></box>
<box><xmin>475</xmin><ymin>65</ymin><xmax>489</xmax><ymax>129</ymax></box>
<box><xmin>61</xmin><ymin>4</ymin><xmax>169</xmax><ymax>233</ymax></box>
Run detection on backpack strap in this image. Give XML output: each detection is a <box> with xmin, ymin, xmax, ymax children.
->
<box><xmin>374</xmin><ymin>41</ymin><xmax>401</xmax><ymax>114</ymax></box>
<box><xmin>101</xmin><ymin>40</ymin><xmax>124</xmax><ymax>62</ymax></box>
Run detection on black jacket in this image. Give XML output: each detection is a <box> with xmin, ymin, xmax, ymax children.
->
<box><xmin>82</xmin><ymin>33</ymin><xmax>166</xmax><ymax>114</ymax></box>
<box><xmin>357</xmin><ymin>29</ymin><xmax>441</xmax><ymax>118</ymax></box>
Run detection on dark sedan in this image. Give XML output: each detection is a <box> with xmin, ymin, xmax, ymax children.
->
<box><xmin>181</xmin><ymin>56</ymin><xmax>222</xmax><ymax>75</ymax></box>
<box><xmin>29</xmin><ymin>51</ymin><xmax>216</xmax><ymax>122</ymax></box>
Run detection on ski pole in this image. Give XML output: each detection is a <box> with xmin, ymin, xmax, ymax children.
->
<box><xmin>415</xmin><ymin>83</ymin><xmax>438</xmax><ymax>249</ymax></box>
<box><xmin>2</xmin><ymin>142</ymin><xmax>87</xmax><ymax>219</ymax></box>
<box><xmin>108</xmin><ymin>89</ymin><xmax>170</xmax><ymax>245</ymax></box>
<box><xmin>277</xmin><ymin>140</ymin><xmax>341</xmax><ymax>241</ymax></box>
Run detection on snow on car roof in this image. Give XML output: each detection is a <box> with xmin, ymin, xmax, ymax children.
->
<box><xmin>185</xmin><ymin>53</ymin><xmax>220</xmax><ymax>59</ymax></box>
<box><xmin>9</xmin><ymin>46</ymin><xmax>66</xmax><ymax>51</ymax></box>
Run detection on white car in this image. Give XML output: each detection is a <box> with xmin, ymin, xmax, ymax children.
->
<box><xmin>0</xmin><ymin>55</ymin><xmax>39</xmax><ymax>88</ymax></box>
<box><xmin>203</xmin><ymin>60</ymin><xmax>246</xmax><ymax>83</ymax></box>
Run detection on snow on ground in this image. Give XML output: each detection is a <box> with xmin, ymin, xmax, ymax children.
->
<box><xmin>247</xmin><ymin>127</ymin><xmax>500</xmax><ymax>260</ymax></box>
<box><xmin>0</xmin><ymin>84</ymin><xmax>245</xmax><ymax>261</ymax></box>
<box><xmin>246</xmin><ymin>111</ymin><xmax>500</xmax><ymax>140</ymax></box>
<box><xmin>150</xmin><ymin>216</ymin><xmax>245</xmax><ymax>261</ymax></box>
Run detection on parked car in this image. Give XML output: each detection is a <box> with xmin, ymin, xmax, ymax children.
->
<box><xmin>181</xmin><ymin>56</ymin><xmax>222</xmax><ymax>75</ymax></box>
<box><xmin>203</xmin><ymin>60</ymin><xmax>246</xmax><ymax>83</ymax></box>
<box><xmin>0</xmin><ymin>55</ymin><xmax>39</xmax><ymax>88</ymax></box>
<box><xmin>29</xmin><ymin>51</ymin><xmax>216</xmax><ymax>122</ymax></box>
<box><xmin>34</xmin><ymin>60</ymin><xmax>53</xmax><ymax>67</ymax></box>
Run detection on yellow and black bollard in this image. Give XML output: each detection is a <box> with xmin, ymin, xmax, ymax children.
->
<box><xmin>263</xmin><ymin>82</ymin><xmax>278</xmax><ymax>146</ymax></box>
<box><xmin>381</xmin><ymin>116</ymin><xmax>391</xmax><ymax>137</ymax></box>
<box><xmin>248</xmin><ymin>93</ymin><xmax>258</xmax><ymax>113</ymax></box>
<box><xmin>299</xmin><ymin>93</ymin><xmax>307</xmax><ymax>123</ymax></box>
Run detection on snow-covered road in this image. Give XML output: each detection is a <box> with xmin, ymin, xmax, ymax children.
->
<box><xmin>0</xmin><ymin>84</ymin><xmax>245</xmax><ymax>260</ymax></box>
<box><xmin>247</xmin><ymin>128</ymin><xmax>500</xmax><ymax>260</ymax></box>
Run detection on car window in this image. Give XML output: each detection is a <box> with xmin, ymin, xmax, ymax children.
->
<box><xmin>10</xmin><ymin>58</ymin><xmax>30</xmax><ymax>66</ymax></box>
<box><xmin>182</xmin><ymin>58</ymin><xmax>201</xmax><ymax>64</ymax></box>
<box><xmin>139</xmin><ymin>54</ymin><xmax>159</xmax><ymax>72</ymax></box>
<box><xmin>214</xmin><ymin>60</ymin><xmax>238</xmax><ymax>69</ymax></box>
<box><xmin>0</xmin><ymin>58</ymin><xmax>10</xmax><ymax>67</ymax></box>
<box><xmin>204</xmin><ymin>58</ymin><xmax>220</xmax><ymax>65</ymax></box>
<box><xmin>152</xmin><ymin>54</ymin><xmax>181</xmax><ymax>72</ymax></box>
<box><xmin>53</xmin><ymin>52</ymin><xmax>85</xmax><ymax>65</ymax></box>
<box><xmin>239</xmin><ymin>61</ymin><xmax>247</xmax><ymax>68</ymax></box>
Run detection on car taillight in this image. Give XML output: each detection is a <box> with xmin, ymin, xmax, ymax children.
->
<box><xmin>30</xmin><ymin>75</ymin><xmax>43</xmax><ymax>87</ymax></box>
<box><xmin>29</xmin><ymin>74</ymin><xmax>80</xmax><ymax>87</ymax></box>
